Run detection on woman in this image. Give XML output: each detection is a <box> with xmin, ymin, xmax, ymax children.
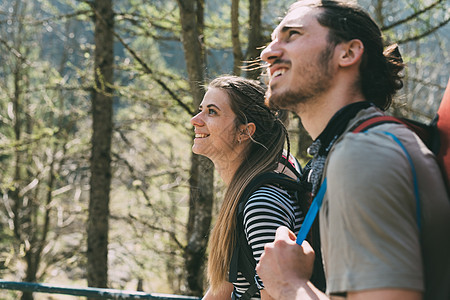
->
<box><xmin>191</xmin><ymin>76</ymin><xmax>304</xmax><ymax>299</ymax></box>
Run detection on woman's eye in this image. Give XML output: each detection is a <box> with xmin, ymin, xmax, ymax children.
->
<box><xmin>208</xmin><ymin>109</ymin><xmax>217</xmax><ymax>115</ymax></box>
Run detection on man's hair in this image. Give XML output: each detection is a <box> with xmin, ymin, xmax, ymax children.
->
<box><xmin>290</xmin><ymin>0</ymin><xmax>404</xmax><ymax>110</ymax></box>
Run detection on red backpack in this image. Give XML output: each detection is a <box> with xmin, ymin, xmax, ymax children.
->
<box><xmin>436</xmin><ymin>76</ymin><xmax>450</xmax><ymax>191</ymax></box>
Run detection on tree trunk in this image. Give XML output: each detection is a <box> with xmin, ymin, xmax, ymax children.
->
<box><xmin>177</xmin><ymin>0</ymin><xmax>214</xmax><ymax>296</ymax></box>
<box><xmin>231</xmin><ymin>0</ymin><xmax>243</xmax><ymax>75</ymax></box>
<box><xmin>245</xmin><ymin>0</ymin><xmax>263</xmax><ymax>79</ymax></box>
<box><xmin>297</xmin><ymin>118</ymin><xmax>313</xmax><ymax>162</ymax></box>
<box><xmin>185</xmin><ymin>154</ymin><xmax>214</xmax><ymax>295</ymax></box>
<box><xmin>9</xmin><ymin>5</ymin><xmax>34</xmax><ymax>300</ymax></box>
<box><xmin>5</xmin><ymin>3</ymin><xmax>57</xmax><ymax>299</ymax></box>
<box><xmin>12</xmin><ymin>41</ymin><xmax>35</xmax><ymax>300</ymax></box>
<box><xmin>87</xmin><ymin>0</ymin><xmax>114</xmax><ymax>290</ymax></box>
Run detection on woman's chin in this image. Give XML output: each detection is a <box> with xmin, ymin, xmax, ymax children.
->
<box><xmin>192</xmin><ymin>145</ymin><xmax>218</xmax><ymax>161</ymax></box>
<box><xmin>192</xmin><ymin>147</ymin><xmax>206</xmax><ymax>157</ymax></box>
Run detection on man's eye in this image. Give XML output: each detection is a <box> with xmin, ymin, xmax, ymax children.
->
<box><xmin>288</xmin><ymin>30</ymin><xmax>300</xmax><ymax>38</ymax></box>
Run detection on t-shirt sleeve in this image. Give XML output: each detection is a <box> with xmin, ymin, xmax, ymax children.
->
<box><xmin>323</xmin><ymin>129</ymin><xmax>424</xmax><ymax>294</ymax></box>
<box><xmin>242</xmin><ymin>185</ymin><xmax>300</xmax><ymax>288</ymax></box>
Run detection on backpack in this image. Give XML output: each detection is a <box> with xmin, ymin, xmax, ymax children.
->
<box><xmin>228</xmin><ymin>158</ymin><xmax>326</xmax><ymax>299</ymax></box>
<box><xmin>296</xmin><ymin>76</ymin><xmax>450</xmax><ymax>245</ymax></box>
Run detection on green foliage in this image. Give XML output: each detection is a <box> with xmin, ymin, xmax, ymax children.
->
<box><xmin>0</xmin><ymin>0</ymin><xmax>448</xmax><ymax>298</ymax></box>
<box><xmin>0</xmin><ymin>0</ymin><xmax>91</xmax><ymax>290</ymax></box>
<box><xmin>362</xmin><ymin>0</ymin><xmax>449</xmax><ymax>119</ymax></box>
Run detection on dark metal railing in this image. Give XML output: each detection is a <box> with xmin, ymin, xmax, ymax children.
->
<box><xmin>0</xmin><ymin>280</ymin><xmax>202</xmax><ymax>299</ymax></box>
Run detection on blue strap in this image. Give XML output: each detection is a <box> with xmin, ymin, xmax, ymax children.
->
<box><xmin>379</xmin><ymin>131</ymin><xmax>421</xmax><ymax>231</ymax></box>
<box><xmin>295</xmin><ymin>131</ymin><xmax>421</xmax><ymax>245</ymax></box>
<box><xmin>296</xmin><ymin>178</ymin><xmax>327</xmax><ymax>245</ymax></box>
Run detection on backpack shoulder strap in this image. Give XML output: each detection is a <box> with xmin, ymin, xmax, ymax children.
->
<box><xmin>229</xmin><ymin>172</ymin><xmax>305</xmax><ymax>300</ymax></box>
<box><xmin>352</xmin><ymin>115</ymin><xmax>403</xmax><ymax>133</ymax></box>
<box><xmin>352</xmin><ymin>115</ymin><xmax>438</xmax><ymax>153</ymax></box>
<box><xmin>235</xmin><ymin>172</ymin><xmax>305</xmax><ymax>217</ymax></box>
<box><xmin>281</xmin><ymin>153</ymin><xmax>303</xmax><ymax>179</ymax></box>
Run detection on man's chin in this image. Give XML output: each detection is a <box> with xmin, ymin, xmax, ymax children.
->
<box><xmin>267</xmin><ymin>90</ymin><xmax>303</xmax><ymax>112</ymax></box>
<box><xmin>265</xmin><ymin>96</ymin><xmax>278</xmax><ymax>110</ymax></box>
<box><xmin>265</xmin><ymin>87</ymin><xmax>282</xmax><ymax>110</ymax></box>
<box><xmin>266</xmin><ymin>92</ymin><xmax>287</xmax><ymax>110</ymax></box>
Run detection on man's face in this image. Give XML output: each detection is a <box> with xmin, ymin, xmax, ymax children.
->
<box><xmin>261</xmin><ymin>5</ymin><xmax>336</xmax><ymax>111</ymax></box>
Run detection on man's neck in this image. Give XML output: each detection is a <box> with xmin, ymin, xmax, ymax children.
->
<box><xmin>296</xmin><ymin>87</ymin><xmax>365</xmax><ymax>140</ymax></box>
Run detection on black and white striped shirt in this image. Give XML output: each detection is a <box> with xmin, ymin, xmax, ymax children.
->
<box><xmin>231</xmin><ymin>184</ymin><xmax>304</xmax><ymax>299</ymax></box>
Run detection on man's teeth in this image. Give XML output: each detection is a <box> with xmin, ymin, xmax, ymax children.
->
<box><xmin>272</xmin><ymin>69</ymin><xmax>286</xmax><ymax>78</ymax></box>
<box><xmin>195</xmin><ymin>133</ymin><xmax>209</xmax><ymax>138</ymax></box>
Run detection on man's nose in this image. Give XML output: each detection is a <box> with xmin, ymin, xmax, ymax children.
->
<box><xmin>261</xmin><ymin>41</ymin><xmax>282</xmax><ymax>64</ymax></box>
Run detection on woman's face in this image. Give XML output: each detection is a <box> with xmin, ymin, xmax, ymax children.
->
<box><xmin>190</xmin><ymin>87</ymin><xmax>241</xmax><ymax>162</ymax></box>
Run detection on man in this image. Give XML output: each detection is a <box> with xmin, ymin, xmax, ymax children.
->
<box><xmin>255</xmin><ymin>1</ymin><xmax>450</xmax><ymax>299</ymax></box>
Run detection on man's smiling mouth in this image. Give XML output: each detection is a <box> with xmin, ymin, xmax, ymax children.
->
<box><xmin>271</xmin><ymin>68</ymin><xmax>288</xmax><ymax>81</ymax></box>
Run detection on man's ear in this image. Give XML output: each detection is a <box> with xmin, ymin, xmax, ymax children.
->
<box><xmin>239</xmin><ymin>123</ymin><xmax>256</xmax><ymax>141</ymax></box>
<box><xmin>338</xmin><ymin>39</ymin><xmax>364</xmax><ymax>67</ymax></box>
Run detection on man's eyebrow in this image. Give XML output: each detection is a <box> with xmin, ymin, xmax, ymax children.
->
<box><xmin>272</xmin><ymin>24</ymin><xmax>304</xmax><ymax>39</ymax></box>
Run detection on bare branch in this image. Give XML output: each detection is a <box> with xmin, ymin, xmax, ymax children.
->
<box><xmin>127</xmin><ymin>213</ymin><xmax>186</xmax><ymax>250</ymax></box>
<box><xmin>115</xmin><ymin>12</ymin><xmax>180</xmax><ymax>36</ymax></box>
<box><xmin>117</xmin><ymin>26</ymin><xmax>179</xmax><ymax>41</ymax></box>
<box><xmin>0</xmin><ymin>10</ymin><xmax>92</xmax><ymax>26</ymax></box>
<box><xmin>408</xmin><ymin>76</ymin><xmax>448</xmax><ymax>90</ymax></box>
<box><xmin>86</xmin><ymin>2</ymin><xmax>194</xmax><ymax>115</ymax></box>
<box><xmin>0</xmin><ymin>37</ymin><xmax>32</xmax><ymax>66</ymax></box>
<box><xmin>25</xmin><ymin>83</ymin><xmax>93</xmax><ymax>93</ymax></box>
<box><xmin>111</xmin><ymin>150</ymin><xmax>153</xmax><ymax>207</ymax></box>
<box><xmin>397</xmin><ymin>17</ymin><xmax>450</xmax><ymax>44</ymax></box>
<box><xmin>381</xmin><ymin>0</ymin><xmax>443</xmax><ymax>31</ymax></box>
<box><xmin>113</xmin><ymin>31</ymin><xmax>193</xmax><ymax>115</ymax></box>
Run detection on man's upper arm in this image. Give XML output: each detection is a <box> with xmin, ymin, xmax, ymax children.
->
<box><xmin>323</xmin><ymin>131</ymin><xmax>423</xmax><ymax>294</ymax></box>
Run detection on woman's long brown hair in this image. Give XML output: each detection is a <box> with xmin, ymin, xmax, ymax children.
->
<box><xmin>205</xmin><ymin>76</ymin><xmax>288</xmax><ymax>293</ymax></box>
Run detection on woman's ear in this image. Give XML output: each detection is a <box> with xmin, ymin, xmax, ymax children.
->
<box><xmin>338</xmin><ymin>39</ymin><xmax>364</xmax><ymax>67</ymax></box>
<box><xmin>239</xmin><ymin>123</ymin><xmax>256</xmax><ymax>141</ymax></box>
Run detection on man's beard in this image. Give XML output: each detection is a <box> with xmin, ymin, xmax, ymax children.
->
<box><xmin>266</xmin><ymin>86</ymin><xmax>311</xmax><ymax>111</ymax></box>
<box><xmin>265</xmin><ymin>43</ymin><xmax>335</xmax><ymax>112</ymax></box>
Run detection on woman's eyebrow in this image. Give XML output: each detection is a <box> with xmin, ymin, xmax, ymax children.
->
<box><xmin>206</xmin><ymin>104</ymin><xmax>221</xmax><ymax>111</ymax></box>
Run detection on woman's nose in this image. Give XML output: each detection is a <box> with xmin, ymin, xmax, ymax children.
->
<box><xmin>190</xmin><ymin>112</ymin><xmax>204</xmax><ymax>127</ymax></box>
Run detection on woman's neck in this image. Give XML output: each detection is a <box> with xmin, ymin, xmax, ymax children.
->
<box><xmin>214</xmin><ymin>155</ymin><xmax>244</xmax><ymax>186</ymax></box>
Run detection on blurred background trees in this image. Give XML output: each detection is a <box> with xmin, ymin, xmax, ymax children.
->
<box><xmin>0</xmin><ymin>0</ymin><xmax>448</xmax><ymax>299</ymax></box>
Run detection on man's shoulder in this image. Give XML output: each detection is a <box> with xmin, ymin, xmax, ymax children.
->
<box><xmin>325</xmin><ymin>123</ymin><xmax>418</xmax><ymax>195</ymax></box>
<box><xmin>330</xmin><ymin>124</ymin><xmax>412</xmax><ymax>163</ymax></box>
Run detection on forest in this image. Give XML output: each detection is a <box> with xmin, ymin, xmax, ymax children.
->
<box><xmin>0</xmin><ymin>0</ymin><xmax>448</xmax><ymax>299</ymax></box>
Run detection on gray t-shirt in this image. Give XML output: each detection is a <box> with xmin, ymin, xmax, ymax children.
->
<box><xmin>319</xmin><ymin>107</ymin><xmax>450</xmax><ymax>299</ymax></box>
